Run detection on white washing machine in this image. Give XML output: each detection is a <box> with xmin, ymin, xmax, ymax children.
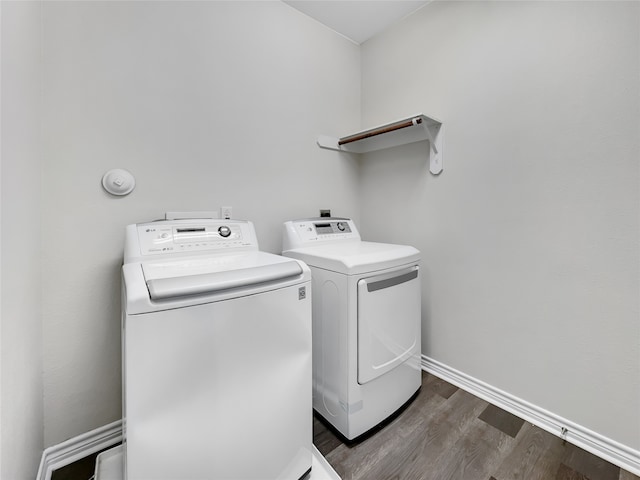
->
<box><xmin>282</xmin><ymin>218</ymin><xmax>421</xmax><ymax>440</ymax></box>
<box><xmin>122</xmin><ymin>216</ymin><xmax>312</xmax><ymax>480</ymax></box>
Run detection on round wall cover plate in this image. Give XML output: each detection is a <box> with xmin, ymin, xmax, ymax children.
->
<box><xmin>102</xmin><ymin>169</ymin><xmax>135</xmax><ymax>196</ymax></box>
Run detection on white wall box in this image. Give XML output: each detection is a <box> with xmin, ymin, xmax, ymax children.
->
<box><xmin>317</xmin><ymin>113</ymin><xmax>444</xmax><ymax>174</ymax></box>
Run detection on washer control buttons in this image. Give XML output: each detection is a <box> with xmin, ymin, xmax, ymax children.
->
<box><xmin>337</xmin><ymin>222</ymin><xmax>346</xmax><ymax>231</ymax></box>
<box><xmin>218</xmin><ymin>226</ymin><xmax>232</xmax><ymax>238</ymax></box>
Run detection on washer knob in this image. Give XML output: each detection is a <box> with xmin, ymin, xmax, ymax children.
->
<box><xmin>337</xmin><ymin>222</ymin><xmax>346</xmax><ymax>231</ymax></box>
<box><xmin>218</xmin><ymin>226</ymin><xmax>231</xmax><ymax>238</ymax></box>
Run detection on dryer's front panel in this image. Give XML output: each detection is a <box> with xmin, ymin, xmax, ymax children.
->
<box><xmin>357</xmin><ymin>265</ymin><xmax>420</xmax><ymax>384</ymax></box>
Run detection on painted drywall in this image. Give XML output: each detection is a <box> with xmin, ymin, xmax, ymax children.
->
<box><xmin>40</xmin><ymin>1</ymin><xmax>361</xmax><ymax>446</ymax></box>
<box><xmin>1</xmin><ymin>1</ymin><xmax>44</xmax><ymax>478</ymax></box>
<box><xmin>359</xmin><ymin>1</ymin><xmax>640</xmax><ymax>449</ymax></box>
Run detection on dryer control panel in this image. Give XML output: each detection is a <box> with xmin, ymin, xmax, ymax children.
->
<box><xmin>282</xmin><ymin>218</ymin><xmax>360</xmax><ymax>251</ymax></box>
<box><xmin>313</xmin><ymin>221</ymin><xmax>352</xmax><ymax>235</ymax></box>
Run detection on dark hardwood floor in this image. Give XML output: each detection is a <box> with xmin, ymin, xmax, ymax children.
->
<box><xmin>314</xmin><ymin>371</ymin><xmax>639</xmax><ymax>480</ymax></box>
<box><xmin>52</xmin><ymin>370</ymin><xmax>639</xmax><ymax>480</ymax></box>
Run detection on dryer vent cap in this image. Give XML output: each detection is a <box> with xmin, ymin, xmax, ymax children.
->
<box><xmin>102</xmin><ymin>169</ymin><xmax>135</xmax><ymax>196</ymax></box>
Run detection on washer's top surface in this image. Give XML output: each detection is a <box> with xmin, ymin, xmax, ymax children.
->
<box><xmin>141</xmin><ymin>251</ymin><xmax>297</xmax><ymax>281</ymax></box>
<box><xmin>284</xmin><ymin>241</ymin><xmax>420</xmax><ymax>275</ymax></box>
<box><xmin>123</xmin><ymin>217</ymin><xmax>310</xmax><ymax>313</ymax></box>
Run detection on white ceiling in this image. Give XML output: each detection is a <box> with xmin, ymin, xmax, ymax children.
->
<box><xmin>283</xmin><ymin>1</ymin><xmax>431</xmax><ymax>44</ymax></box>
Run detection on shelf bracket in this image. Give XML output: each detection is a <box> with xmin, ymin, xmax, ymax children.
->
<box><xmin>424</xmin><ymin>122</ymin><xmax>443</xmax><ymax>175</ymax></box>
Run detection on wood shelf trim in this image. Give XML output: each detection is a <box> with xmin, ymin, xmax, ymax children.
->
<box><xmin>338</xmin><ymin>117</ymin><xmax>423</xmax><ymax>146</ymax></box>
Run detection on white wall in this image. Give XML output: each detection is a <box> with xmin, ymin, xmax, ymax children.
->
<box><xmin>359</xmin><ymin>1</ymin><xmax>639</xmax><ymax>450</ymax></box>
<box><xmin>41</xmin><ymin>1</ymin><xmax>361</xmax><ymax>447</ymax></box>
<box><xmin>8</xmin><ymin>0</ymin><xmax>637</xmax><ymax>470</ymax></box>
<box><xmin>1</xmin><ymin>1</ymin><xmax>44</xmax><ymax>478</ymax></box>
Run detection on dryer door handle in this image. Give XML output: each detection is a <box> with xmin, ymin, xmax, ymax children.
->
<box><xmin>363</xmin><ymin>267</ymin><xmax>418</xmax><ymax>293</ymax></box>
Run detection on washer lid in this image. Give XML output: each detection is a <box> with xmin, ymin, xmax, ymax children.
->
<box><xmin>284</xmin><ymin>241</ymin><xmax>420</xmax><ymax>275</ymax></box>
<box><xmin>142</xmin><ymin>251</ymin><xmax>303</xmax><ymax>300</ymax></box>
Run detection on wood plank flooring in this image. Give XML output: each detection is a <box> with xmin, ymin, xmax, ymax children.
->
<box><xmin>52</xmin><ymin>370</ymin><xmax>639</xmax><ymax>480</ymax></box>
<box><xmin>51</xmin><ymin>445</ymin><xmax>116</xmax><ymax>480</ymax></box>
<box><xmin>314</xmin><ymin>371</ymin><xmax>639</xmax><ymax>480</ymax></box>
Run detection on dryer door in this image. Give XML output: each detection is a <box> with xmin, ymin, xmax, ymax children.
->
<box><xmin>357</xmin><ymin>265</ymin><xmax>420</xmax><ymax>384</ymax></box>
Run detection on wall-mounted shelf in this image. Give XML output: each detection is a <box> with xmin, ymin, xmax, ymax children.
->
<box><xmin>317</xmin><ymin>113</ymin><xmax>444</xmax><ymax>174</ymax></box>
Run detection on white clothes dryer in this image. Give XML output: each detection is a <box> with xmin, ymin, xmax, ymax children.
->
<box><xmin>282</xmin><ymin>218</ymin><xmax>421</xmax><ymax>440</ymax></box>
<box><xmin>122</xmin><ymin>217</ymin><xmax>312</xmax><ymax>480</ymax></box>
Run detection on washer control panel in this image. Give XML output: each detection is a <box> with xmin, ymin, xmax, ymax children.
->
<box><xmin>134</xmin><ymin>221</ymin><xmax>257</xmax><ymax>257</ymax></box>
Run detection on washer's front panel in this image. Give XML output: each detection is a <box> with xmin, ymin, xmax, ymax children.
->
<box><xmin>124</xmin><ymin>284</ymin><xmax>312</xmax><ymax>480</ymax></box>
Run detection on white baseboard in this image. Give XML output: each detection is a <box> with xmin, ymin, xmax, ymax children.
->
<box><xmin>422</xmin><ymin>355</ymin><xmax>640</xmax><ymax>476</ymax></box>
<box><xmin>36</xmin><ymin>420</ymin><xmax>122</xmax><ymax>480</ymax></box>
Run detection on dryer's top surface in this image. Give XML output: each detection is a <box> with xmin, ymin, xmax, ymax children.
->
<box><xmin>282</xmin><ymin>218</ymin><xmax>360</xmax><ymax>252</ymax></box>
<box><xmin>283</xmin><ymin>218</ymin><xmax>420</xmax><ymax>274</ymax></box>
<box><xmin>284</xmin><ymin>240</ymin><xmax>420</xmax><ymax>275</ymax></box>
